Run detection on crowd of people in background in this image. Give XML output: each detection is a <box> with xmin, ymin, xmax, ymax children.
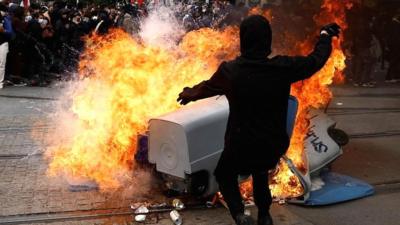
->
<box><xmin>0</xmin><ymin>0</ymin><xmax>398</xmax><ymax>89</ymax></box>
<box><xmin>0</xmin><ymin>0</ymin><xmax>244</xmax><ymax>88</ymax></box>
<box><xmin>345</xmin><ymin>3</ymin><xmax>400</xmax><ymax>87</ymax></box>
<box><xmin>0</xmin><ymin>0</ymin><xmax>143</xmax><ymax>88</ymax></box>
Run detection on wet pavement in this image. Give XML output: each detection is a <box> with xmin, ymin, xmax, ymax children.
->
<box><xmin>0</xmin><ymin>81</ymin><xmax>399</xmax><ymax>225</ymax></box>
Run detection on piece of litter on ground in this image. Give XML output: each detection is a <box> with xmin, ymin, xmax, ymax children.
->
<box><xmin>336</xmin><ymin>102</ymin><xmax>343</xmax><ymax>106</ymax></box>
<box><xmin>170</xmin><ymin>210</ymin><xmax>182</xmax><ymax>225</ymax></box>
<box><xmin>135</xmin><ymin>214</ymin><xmax>146</xmax><ymax>222</ymax></box>
<box><xmin>68</xmin><ymin>184</ymin><xmax>98</xmax><ymax>192</ymax></box>
<box><xmin>135</xmin><ymin>206</ymin><xmax>149</xmax><ymax>214</ymax></box>
<box><xmin>172</xmin><ymin>199</ymin><xmax>185</xmax><ymax>210</ymax></box>
<box><xmin>152</xmin><ymin>202</ymin><xmax>168</xmax><ymax>208</ymax></box>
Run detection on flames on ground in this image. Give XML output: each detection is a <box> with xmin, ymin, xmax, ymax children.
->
<box><xmin>45</xmin><ymin>0</ymin><xmax>355</xmax><ymax>199</ymax></box>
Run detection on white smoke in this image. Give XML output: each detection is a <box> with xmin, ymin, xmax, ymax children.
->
<box><xmin>139</xmin><ymin>5</ymin><xmax>185</xmax><ymax>49</ymax></box>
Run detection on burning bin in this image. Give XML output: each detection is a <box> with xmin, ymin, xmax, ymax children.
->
<box><xmin>148</xmin><ymin>96</ymin><xmax>347</xmax><ymax>201</ymax></box>
<box><xmin>284</xmin><ymin>108</ymin><xmax>347</xmax><ymax>203</ymax></box>
<box><xmin>148</xmin><ymin>96</ymin><xmax>228</xmax><ymax>196</ymax></box>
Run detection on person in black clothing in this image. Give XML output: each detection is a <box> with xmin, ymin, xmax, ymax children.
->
<box><xmin>7</xmin><ymin>6</ymin><xmax>26</xmax><ymax>84</ymax></box>
<box><xmin>25</xmin><ymin>4</ymin><xmax>44</xmax><ymax>85</ymax></box>
<box><xmin>349</xmin><ymin>5</ymin><xmax>377</xmax><ymax>87</ymax></box>
<box><xmin>95</xmin><ymin>9</ymin><xmax>112</xmax><ymax>34</ymax></box>
<box><xmin>385</xmin><ymin>12</ymin><xmax>400</xmax><ymax>82</ymax></box>
<box><xmin>177</xmin><ymin>15</ymin><xmax>339</xmax><ymax>225</ymax></box>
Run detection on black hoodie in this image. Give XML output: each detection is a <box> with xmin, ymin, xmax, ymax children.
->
<box><xmin>179</xmin><ymin>15</ymin><xmax>333</xmax><ymax>173</ymax></box>
<box><xmin>239</xmin><ymin>15</ymin><xmax>272</xmax><ymax>59</ymax></box>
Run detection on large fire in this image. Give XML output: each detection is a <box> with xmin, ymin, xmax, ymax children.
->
<box><xmin>45</xmin><ymin>0</ymin><xmax>354</xmax><ymax>198</ymax></box>
<box><xmin>267</xmin><ymin>0</ymin><xmax>353</xmax><ymax>198</ymax></box>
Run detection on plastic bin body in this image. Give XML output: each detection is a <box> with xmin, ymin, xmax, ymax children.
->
<box><xmin>148</xmin><ymin>96</ymin><xmax>300</xmax><ymax>196</ymax></box>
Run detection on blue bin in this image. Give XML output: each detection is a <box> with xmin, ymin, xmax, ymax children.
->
<box><xmin>287</xmin><ymin>95</ymin><xmax>299</xmax><ymax>138</ymax></box>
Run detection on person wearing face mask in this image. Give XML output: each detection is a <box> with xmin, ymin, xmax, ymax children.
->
<box><xmin>0</xmin><ymin>3</ymin><xmax>12</xmax><ymax>88</ymax></box>
<box><xmin>25</xmin><ymin>11</ymin><xmax>32</xmax><ymax>23</ymax></box>
<box><xmin>39</xmin><ymin>17</ymin><xmax>54</xmax><ymax>54</ymax></box>
<box><xmin>27</xmin><ymin>4</ymin><xmax>42</xmax><ymax>41</ymax></box>
<box><xmin>38</xmin><ymin>16</ymin><xmax>48</xmax><ymax>29</ymax></box>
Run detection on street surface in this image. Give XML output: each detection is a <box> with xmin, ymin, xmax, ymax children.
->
<box><xmin>0</xmin><ymin>79</ymin><xmax>399</xmax><ymax>225</ymax></box>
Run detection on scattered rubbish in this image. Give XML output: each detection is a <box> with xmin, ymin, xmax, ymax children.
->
<box><xmin>152</xmin><ymin>202</ymin><xmax>168</xmax><ymax>208</ymax></box>
<box><xmin>214</xmin><ymin>192</ymin><xmax>230</xmax><ymax>209</ymax></box>
<box><xmin>218</xmin><ymin>198</ymin><xmax>228</xmax><ymax>209</ymax></box>
<box><xmin>172</xmin><ymin>199</ymin><xmax>185</xmax><ymax>210</ymax></box>
<box><xmin>206</xmin><ymin>201</ymin><xmax>214</xmax><ymax>208</ymax></box>
<box><xmin>130</xmin><ymin>203</ymin><xmax>143</xmax><ymax>210</ymax></box>
<box><xmin>206</xmin><ymin>193</ymin><xmax>219</xmax><ymax>208</ymax></box>
<box><xmin>134</xmin><ymin>214</ymin><xmax>147</xmax><ymax>222</ymax></box>
<box><xmin>67</xmin><ymin>178</ymin><xmax>98</xmax><ymax>192</ymax></box>
<box><xmin>278</xmin><ymin>199</ymin><xmax>286</xmax><ymax>205</ymax></box>
<box><xmin>135</xmin><ymin>206</ymin><xmax>149</xmax><ymax>214</ymax></box>
<box><xmin>170</xmin><ymin>210</ymin><xmax>182</xmax><ymax>225</ymax></box>
<box><xmin>132</xmin><ymin>204</ymin><xmax>150</xmax><ymax>223</ymax></box>
<box><xmin>68</xmin><ymin>184</ymin><xmax>98</xmax><ymax>192</ymax></box>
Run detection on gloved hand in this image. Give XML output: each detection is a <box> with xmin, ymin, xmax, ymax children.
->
<box><xmin>320</xmin><ymin>23</ymin><xmax>341</xmax><ymax>38</ymax></box>
<box><xmin>177</xmin><ymin>87</ymin><xmax>192</xmax><ymax>105</ymax></box>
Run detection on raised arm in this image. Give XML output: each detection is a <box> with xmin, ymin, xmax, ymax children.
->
<box><xmin>276</xmin><ymin>23</ymin><xmax>340</xmax><ymax>83</ymax></box>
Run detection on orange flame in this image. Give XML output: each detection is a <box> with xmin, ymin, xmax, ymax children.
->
<box><xmin>46</xmin><ymin>28</ymin><xmax>239</xmax><ymax>189</ymax></box>
<box><xmin>45</xmin><ymin>0</ymin><xmax>354</xmax><ymax>198</ymax></box>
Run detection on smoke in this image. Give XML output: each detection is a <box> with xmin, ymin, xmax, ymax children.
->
<box><xmin>43</xmin><ymin>79</ymin><xmax>162</xmax><ymax>196</ymax></box>
<box><xmin>44</xmin><ymin>81</ymin><xmax>107</xmax><ymax>186</ymax></box>
<box><xmin>139</xmin><ymin>5</ymin><xmax>185</xmax><ymax>49</ymax></box>
<box><xmin>121</xmin><ymin>169</ymin><xmax>164</xmax><ymax>201</ymax></box>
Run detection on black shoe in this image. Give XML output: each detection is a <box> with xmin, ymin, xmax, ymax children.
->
<box><xmin>258</xmin><ymin>212</ymin><xmax>273</xmax><ymax>225</ymax></box>
<box><xmin>235</xmin><ymin>213</ymin><xmax>256</xmax><ymax>225</ymax></box>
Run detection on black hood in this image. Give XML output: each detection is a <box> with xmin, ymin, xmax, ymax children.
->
<box><xmin>240</xmin><ymin>15</ymin><xmax>272</xmax><ymax>59</ymax></box>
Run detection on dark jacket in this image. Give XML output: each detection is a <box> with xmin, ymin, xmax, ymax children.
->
<box><xmin>180</xmin><ymin>16</ymin><xmax>332</xmax><ymax>172</ymax></box>
<box><xmin>10</xmin><ymin>16</ymin><xmax>27</xmax><ymax>52</ymax></box>
<box><xmin>26</xmin><ymin>18</ymin><xmax>42</xmax><ymax>41</ymax></box>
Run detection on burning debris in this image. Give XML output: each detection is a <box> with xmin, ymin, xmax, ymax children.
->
<box><xmin>44</xmin><ymin>0</ymin><xmax>357</xmax><ymax>201</ymax></box>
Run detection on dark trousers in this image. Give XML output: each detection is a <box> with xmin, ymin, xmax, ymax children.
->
<box><xmin>215</xmin><ymin>156</ymin><xmax>272</xmax><ymax>219</ymax></box>
<box><xmin>386</xmin><ymin>54</ymin><xmax>400</xmax><ymax>80</ymax></box>
<box><xmin>353</xmin><ymin>53</ymin><xmax>374</xmax><ymax>84</ymax></box>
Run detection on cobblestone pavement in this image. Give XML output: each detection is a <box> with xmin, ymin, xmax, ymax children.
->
<box><xmin>0</xmin><ymin>116</ymin><xmax>50</xmax><ymax>156</ymax></box>
<box><xmin>0</xmin><ymin>113</ymin><xmax>143</xmax><ymax>223</ymax></box>
<box><xmin>3</xmin><ymin>85</ymin><xmax>400</xmax><ymax>225</ymax></box>
<box><xmin>0</xmin><ymin>103</ymin><xmax>239</xmax><ymax>225</ymax></box>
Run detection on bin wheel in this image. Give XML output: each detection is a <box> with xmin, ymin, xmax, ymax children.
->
<box><xmin>328</xmin><ymin>128</ymin><xmax>349</xmax><ymax>146</ymax></box>
<box><xmin>190</xmin><ymin>170</ymin><xmax>209</xmax><ymax>196</ymax></box>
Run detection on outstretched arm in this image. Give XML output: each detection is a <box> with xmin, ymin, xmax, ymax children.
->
<box><xmin>177</xmin><ymin>62</ymin><xmax>229</xmax><ymax>105</ymax></box>
<box><xmin>277</xmin><ymin>23</ymin><xmax>340</xmax><ymax>83</ymax></box>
